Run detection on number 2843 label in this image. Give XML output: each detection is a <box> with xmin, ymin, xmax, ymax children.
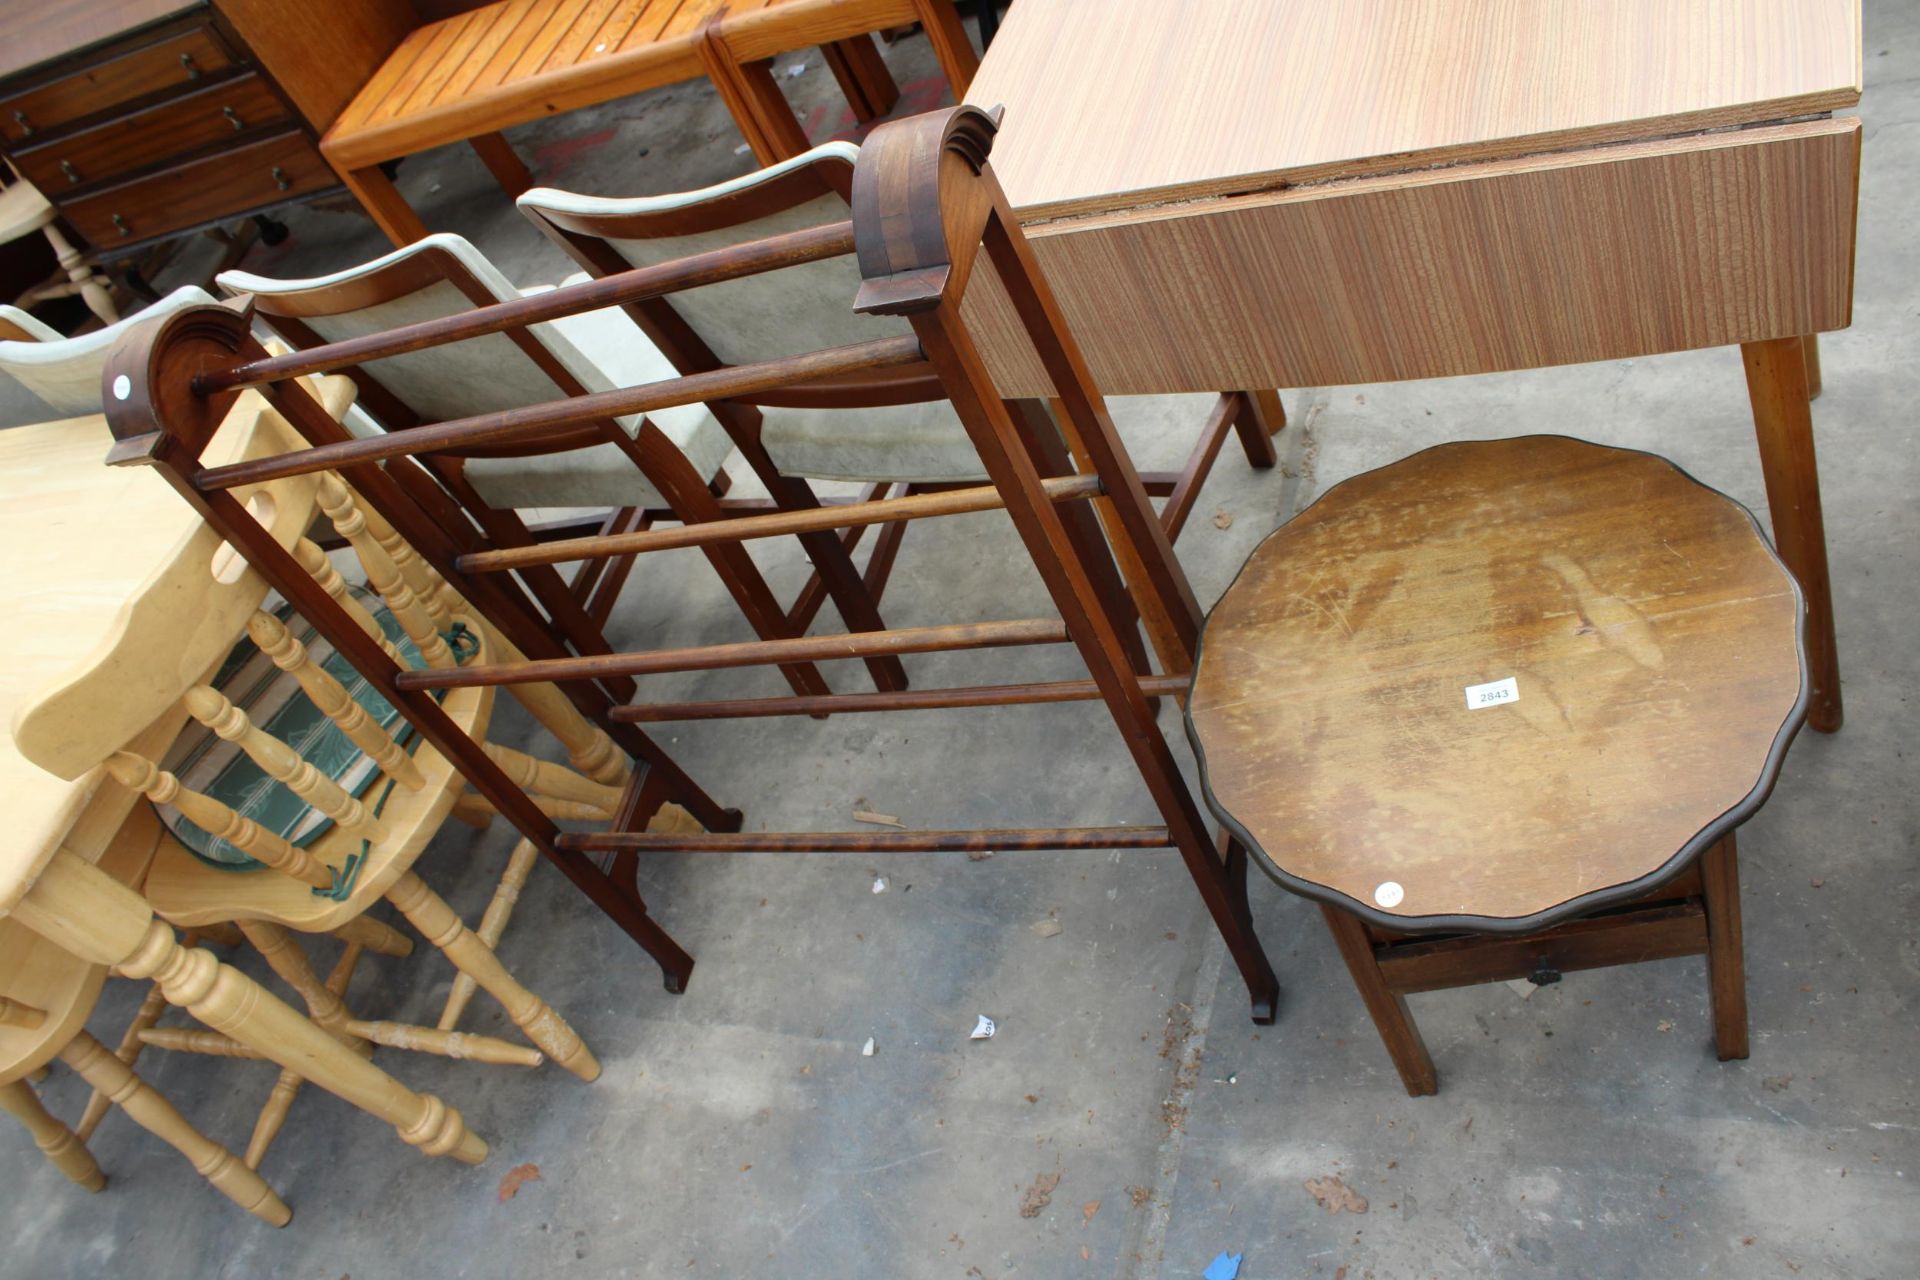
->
<box><xmin>1464</xmin><ymin>676</ymin><xmax>1519</xmax><ymax>710</ymax></box>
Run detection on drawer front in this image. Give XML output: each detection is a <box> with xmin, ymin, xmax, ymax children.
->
<box><xmin>65</xmin><ymin>130</ymin><xmax>333</xmax><ymax>246</ymax></box>
<box><xmin>0</xmin><ymin>25</ymin><xmax>237</xmax><ymax>144</ymax></box>
<box><xmin>13</xmin><ymin>74</ymin><xmax>288</xmax><ymax>191</ymax></box>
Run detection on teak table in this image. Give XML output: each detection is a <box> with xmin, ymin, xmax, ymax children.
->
<box><xmin>0</xmin><ymin>399</ymin><xmax>488</xmax><ymax>1169</ymax></box>
<box><xmin>962</xmin><ymin>0</ymin><xmax>1861</xmax><ymax>733</ymax></box>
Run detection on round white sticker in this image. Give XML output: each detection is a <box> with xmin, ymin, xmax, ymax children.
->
<box><xmin>1374</xmin><ymin>881</ymin><xmax>1405</xmax><ymax>908</ymax></box>
<box><xmin>111</xmin><ymin>374</ymin><xmax>132</xmax><ymax>401</ymax></box>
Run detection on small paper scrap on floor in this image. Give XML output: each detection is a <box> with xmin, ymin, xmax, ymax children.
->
<box><xmin>1203</xmin><ymin>1251</ymin><xmax>1242</xmax><ymax>1280</ymax></box>
<box><xmin>733</xmin><ymin>143</ymin><xmax>752</xmax><ymax>155</ymax></box>
<box><xmin>967</xmin><ymin>849</ymin><xmax>995</xmax><ymax>861</ymax></box>
<box><xmin>861</xmin><ymin>1037</ymin><xmax>875</xmax><ymax>1057</ymax></box>
<box><xmin>1303</xmin><ymin>1175</ymin><xmax>1368</xmax><ymax>1214</ymax></box>
<box><xmin>1032</xmin><ymin>918</ymin><xmax>1063</xmax><ymax>937</ymax></box>
<box><xmin>854</xmin><ymin>809</ymin><xmax>904</xmax><ymax>827</ymax></box>
<box><xmin>787</xmin><ymin>61</ymin><xmax>806</xmax><ymax>77</ymax></box>
<box><xmin>971</xmin><ymin>1014</ymin><xmax>997</xmax><ymax>1040</ymax></box>
<box><xmin>872</xmin><ymin>877</ymin><xmax>889</xmax><ymax>894</ymax></box>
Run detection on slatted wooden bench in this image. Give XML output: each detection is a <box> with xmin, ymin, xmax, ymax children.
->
<box><xmin>321</xmin><ymin>0</ymin><xmax>975</xmax><ymax>248</ymax></box>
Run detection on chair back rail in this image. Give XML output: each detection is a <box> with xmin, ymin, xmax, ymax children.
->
<box><xmin>98</xmin><ymin>106</ymin><xmax>1281</xmax><ymax>1017</ymax></box>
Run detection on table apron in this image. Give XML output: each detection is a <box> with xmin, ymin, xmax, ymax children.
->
<box><xmin>967</xmin><ymin>117</ymin><xmax>1861</xmax><ymax>395</ymax></box>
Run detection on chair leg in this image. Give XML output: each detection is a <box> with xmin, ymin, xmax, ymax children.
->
<box><xmin>58</xmin><ymin>1033</ymin><xmax>291</xmax><ymax>1225</ymax></box>
<box><xmin>1231</xmin><ymin>389</ymin><xmax>1284</xmax><ymax>468</ymax></box>
<box><xmin>386</xmin><ymin>871</ymin><xmax>600</xmax><ymax>1081</ymax></box>
<box><xmin>39</xmin><ymin>221</ymin><xmax>117</xmax><ymax>325</ymax></box>
<box><xmin>331</xmin><ymin>913</ymin><xmax>414</xmax><ymax>958</ymax></box>
<box><xmin>719</xmin><ymin>410</ymin><xmax>909</xmax><ymax>692</ymax></box>
<box><xmin>1701</xmin><ymin>832</ymin><xmax>1749</xmax><ymax>1061</ymax></box>
<box><xmin>440</xmin><ymin>837</ymin><xmax>541</xmax><ymax>1031</ymax></box>
<box><xmin>245</xmin><ymin>1069</ymin><xmax>306</xmax><ymax>1172</ymax></box>
<box><xmin>618</xmin><ymin>423</ymin><xmax>836</xmax><ymax>700</ymax></box>
<box><xmin>76</xmin><ymin>983</ymin><xmax>168</xmax><ymax>1142</ymax></box>
<box><xmin>1320</xmin><ymin>905</ymin><xmax>1438</xmax><ymax>1096</ymax></box>
<box><xmin>1</xmin><ymin>1078</ymin><xmax>106</xmax><ymax>1191</ymax></box>
<box><xmin>1161</xmin><ymin>394</ymin><xmax>1242</xmax><ymax>543</ymax></box>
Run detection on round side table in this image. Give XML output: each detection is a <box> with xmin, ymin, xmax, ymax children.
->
<box><xmin>1187</xmin><ymin>436</ymin><xmax>1807</xmax><ymax>1095</ymax></box>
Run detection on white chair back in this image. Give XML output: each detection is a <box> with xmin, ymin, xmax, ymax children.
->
<box><xmin>517</xmin><ymin>143</ymin><xmax>911</xmax><ymax>367</ymax></box>
<box><xmin>0</xmin><ymin>288</ymin><xmax>217</xmax><ymax>426</ymax></box>
<box><xmin>218</xmin><ymin>233</ymin><xmax>647</xmax><ymax>434</ymax></box>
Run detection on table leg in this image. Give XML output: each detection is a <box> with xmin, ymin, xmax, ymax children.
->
<box><xmin>468</xmin><ymin>133</ymin><xmax>532</xmax><ymax>197</ymax></box>
<box><xmin>821</xmin><ymin>36</ymin><xmax>900</xmax><ymax>122</ymax></box>
<box><xmin>1230</xmin><ymin>390</ymin><xmax>1283</xmax><ymax>468</ymax></box>
<box><xmin>1701</xmin><ymin>833</ymin><xmax>1748</xmax><ymax>1061</ymax></box>
<box><xmin>1741</xmin><ymin>337</ymin><xmax>1842</xmax><ymax>732</ymax></box>
<box><xmin>0</xmin><ymin>1079</ymin><xmax>106</xmax><ymax>1191</ymax></box>
<box><xmin>338</xmin><ymin>163</ymin><xmax>430</xmax><ymax>250</ymax></box>
<box><xmin>11</xmin><ymin>849</ymin><xmax>486</xmax><ymax>1166</ymax></box>
<box><xmin>1320</xmin><ymin>904</ymin><xmax>1438</xmax><ymax>1097</ymax></box>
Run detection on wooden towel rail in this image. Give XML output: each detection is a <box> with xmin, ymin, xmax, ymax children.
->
<box><xmin>100</xmin><ymin>105</ymin><xmax>1283</xmax><ymax>1021</ymax></box>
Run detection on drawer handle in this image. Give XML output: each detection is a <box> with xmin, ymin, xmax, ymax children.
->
<box><xmin>180</xmin><ymin>52</ymin><xmax>201</xmax><ymax>80</ymax></box>
<box><xmin>271</xmin><ymin>166</ymin><xmax>291</xmax><ymax>191</ymax></box>
<box><xmin>111</xmin><ymin>213</ymin><xmax>130</xmax><ymax>237</ymax></box>
<box><xmin>59</xmin><ymin>160</ymin><xmax>79</xmax><ymax>184</ymax></box>
<box><xmin>223</xmin><ymin>106</ymin><xmax>244</xmax><ymax>131</ymax></box>
<box><xmin>11</xmin><ymin>110</ymin><xmax>31</xmax><ymax>137</ymax></box>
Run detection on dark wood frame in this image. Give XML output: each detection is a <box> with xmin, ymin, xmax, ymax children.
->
<box><xmin>519</xmin><ymin>143</ymin><xmax>1282</xmax><ymax>685</ymax></box>
<box><xmin>238</xmin><ymin>239</ymin><xmax>860</xmax><ymax>704</ymax></box>
<box><xmin>105</xmin><ymin>104</ymin><xmax>1282</xmax><ymax>1020</ymax></box>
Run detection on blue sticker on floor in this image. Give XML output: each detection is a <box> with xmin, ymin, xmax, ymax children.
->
<box><xmin>1203</xmin><ymin>1252</ymin><xmax>1242</xmax><ymax>1280</ymax></box>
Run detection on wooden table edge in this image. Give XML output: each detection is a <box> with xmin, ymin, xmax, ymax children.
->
<box><xmin>990</xmin><ymin>94</ymin><xmax>1864</xmax><ymax>227</ymax></box>
<box><xmin>1180</xmin><ymin>436</ymin><xmax>1814</xmax><ymax>938</ymax></box>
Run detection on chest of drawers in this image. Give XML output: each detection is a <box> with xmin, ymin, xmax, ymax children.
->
<box><xmin>0</xmin><ymin>0</ymin><xmax>416</xmax><ymax>255</ymax></box>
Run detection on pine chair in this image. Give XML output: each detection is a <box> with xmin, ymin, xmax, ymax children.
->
<box><xmin>516</xmin><ymin>140</ymin><xmax>1285</xmax><ymax>672</ymax></box>
<box><xmin>101</xmin><ymin>105</ymin><xmax>1285</xmax><ymax>1021</ymax></box>
<box><xmin>0</xmin><ymin>803</ymin><xmax>290</xmax><ymax>1224</ymax></box>
<box><xmin>110</xmin><ymin>472</ymin><xmax>627</xmax><ymax>1168</ymax></box>
<box><xmin>0</xmin><ymin>172</ymin><xmax>116</xmax><ymax>329</ymax></box>
<box><xmin>14</xmin><ymin>370</ymin><xmax>625</xmax><ymax>1172</ymax></box>
<box><xmin>217</xmin><ymin>234</ymin><xmax>871</xmax><ymax>703</ymax></box>
<box><xmin>0</xmin><ymin>287</ymin><xmax>221</xmax><ymax>428</ymax></box>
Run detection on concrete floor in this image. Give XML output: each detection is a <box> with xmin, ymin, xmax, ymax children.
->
<box><xmin>4</xmin><ymin>7</ymin><xmax>1918</xmax><ymax>1278</ymax></box>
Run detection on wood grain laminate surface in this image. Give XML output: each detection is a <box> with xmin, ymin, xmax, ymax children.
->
<box><xmin>966</xmin><ymin>0</ymin><xmax>1862</xmax><ymax>220</ymax></box>
<box><xmin>1186</xmin><ymin>437</ymin><xmax>1804</xmax><ymax>928</ymax></box>
<box><xmin>961</xmin><ymin>117</ymin><xmax>1862</xmax><ymax>393</ymax></box>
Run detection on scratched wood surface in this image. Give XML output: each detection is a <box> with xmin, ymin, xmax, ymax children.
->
<box><xmin>961</xmin><ymin>117</ymin><xmax>1861</xmax><ymax>393</ymax></box>
<box><xmin>966</xmin><ymin>0</ymin><xmax>1863</xmax><ymax>220</ymax></box>
<box><xmin>1186</xmin><ymin>437</ymin><xmax>1804</xmax><ymax>925</ymax></box>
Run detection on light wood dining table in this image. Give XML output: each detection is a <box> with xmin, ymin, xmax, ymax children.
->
<box><xmin>961</xmin><ymin>0</ymin><xmax>1860</xmax><ymax>733</ymax></box>
<box><xmin>0</xmin><ymin>389</ymin><xmax>489</xmax><ymax>1168</ymax></box>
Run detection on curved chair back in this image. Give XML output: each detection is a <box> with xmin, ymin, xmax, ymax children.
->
<box><xmin>0</xmin><ymin>287</ymin><xmax>217</xmax><ymax>427</ymax></box>
<box><xmin>518</xmin><ymin>143</ymin><xmax>920</xmax><ymax>388</ymax></box>
<box><xmin>218</xmin><ymin>233</ymin><xmax>680</xmax><ymax>447</ymax></box>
